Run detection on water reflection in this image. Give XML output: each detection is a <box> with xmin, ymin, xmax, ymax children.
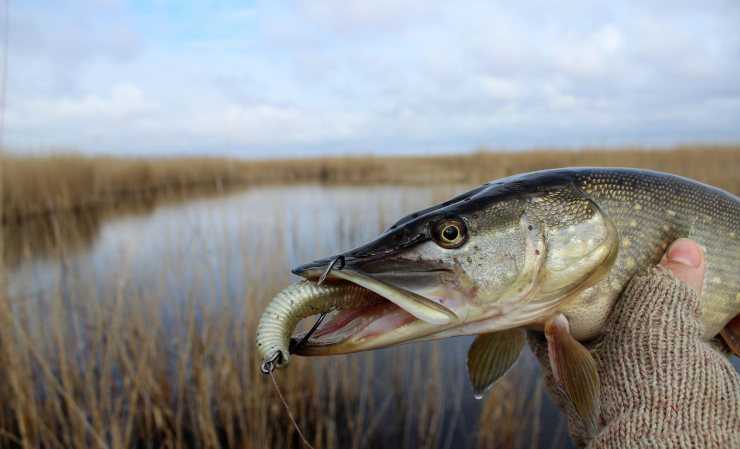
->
<box><xmin>4</xmin><ymin>210</ymin><xmax>105</xmax><ymax>270</ymax></box>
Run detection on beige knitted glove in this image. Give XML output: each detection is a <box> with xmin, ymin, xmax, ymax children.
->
<box><xmin>528</xmin><ymin>240</ymin><xmax>740</xmax><ymax>449</ymax></box>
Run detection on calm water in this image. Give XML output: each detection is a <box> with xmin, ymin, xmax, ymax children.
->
<box><xmin>7</xmin><ymin>185</ymin><xmax>576</xmax><ymax>448</ymax></box>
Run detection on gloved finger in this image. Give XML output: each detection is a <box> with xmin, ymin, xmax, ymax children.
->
<box><xmin>658</xmin><ymin>238</ymin><xmax>705</xmax><ymax>295</ymax></box>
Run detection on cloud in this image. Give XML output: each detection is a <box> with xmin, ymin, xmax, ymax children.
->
<box><xmin>4</xmin><ymin>0</ymin><xmax>740</xmax><ymax>156</ymax></box>
<box><xmin>29</xmin><ymin>84</ymin><xmax>155</xmax><ymax>123</ymax></box>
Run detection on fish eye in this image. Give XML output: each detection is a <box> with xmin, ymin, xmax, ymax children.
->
<box><xmin>433</xmin><ymin>218</ymin><xmax>467</xmax><ymax>249</ymax></box>
<box><xmin>443</xmin><ymin>225</ymin><xmax>459</xmax><ymax>241</ymax></box>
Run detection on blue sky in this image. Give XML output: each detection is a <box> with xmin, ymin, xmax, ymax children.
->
<box><xmin>4</xmin><ymin>0</ymin><xmax>740</xmax><ymax>157</ymax></box>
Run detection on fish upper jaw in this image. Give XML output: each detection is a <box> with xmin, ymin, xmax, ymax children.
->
<box><xmin>292</xmin><ymin>251</ymin><xmax>459</xmax><ymax>320</ymax></box>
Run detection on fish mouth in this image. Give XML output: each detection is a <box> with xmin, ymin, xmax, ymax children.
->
<box><xmin>290</xmin><ymin>262</ymin><xmax>460</xmax><ymax>356</ymax></box>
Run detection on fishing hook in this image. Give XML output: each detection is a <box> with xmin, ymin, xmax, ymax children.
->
<box><xmin>260</xmin><ymin>351</ymin><xmax>282</xmax><ymax>375</ymax></box>
<box><xmin>289</xmin><ymin>312</ymin><xmax>328</xmax><ymax>354</ymax></box>
<box><xmin>260</xmin><ymin>310</ymin><xmax>327</xmax><ymax>371</ymax></box>
<box><xmin>290</xmin><ymin>256</ymin><xmax>344</xmax><ymax>354</ymax></box>
<box><xmin>317</xmin><ymin>255</ymin><xmax>345</xmax><ymax>286</ymax></box>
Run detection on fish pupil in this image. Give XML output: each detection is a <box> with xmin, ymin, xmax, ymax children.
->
<box><xmin>443</xmin><ymin>225</ymin><xmax>459</xmax><ymax>241</ymax></box>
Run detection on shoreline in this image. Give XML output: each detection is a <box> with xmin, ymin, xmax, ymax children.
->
<box><xmin>2</xmin><ymin>145</ymin><xmax>738</xmax><ymax>224</ymax></box>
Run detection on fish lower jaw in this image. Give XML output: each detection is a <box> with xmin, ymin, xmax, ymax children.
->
<box><xmin>290</xmin><ymin>299</ymin><xmax>431</xmax><ymax>355</ymax></box>
<box><xmin>423</xmin><ymin>303</ymin><xmax>557</xmax><ymax>338</ymax></box>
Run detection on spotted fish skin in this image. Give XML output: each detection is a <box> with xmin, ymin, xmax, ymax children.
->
<box><xmin>558</xmin><ymin>168</ymin><xmax>739</xmax><ymax>340</ymax></box>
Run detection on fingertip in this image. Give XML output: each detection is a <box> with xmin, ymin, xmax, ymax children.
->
<box><xmin>664</xmin><ymin>238</ymin><xmax>703</xmax><ymax>268</ymax></box>
<box><xmin>659</xmin><ymin>238</ymin><xmax>705</xmax><ymax>294</ymax></box>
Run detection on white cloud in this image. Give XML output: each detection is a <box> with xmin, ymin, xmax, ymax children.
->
<box><xmin>300</xmin><ymin>0</ymin><xmax>439</xmax><ymax>34</ymax></box>
<box><xmin>4</xmin><ymin>0</ymin><xmax>740</xmax><ymax>156</ymax></box>
<box><xmin>30</xmin><ymin>84</ymin><xmax>155</xmax><ymax>123</ymax></box>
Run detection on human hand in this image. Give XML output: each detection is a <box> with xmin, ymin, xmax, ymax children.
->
<box><xmin>528</xmin><ymin>238</ymin><xmax>740</xmax><ymax>448</ymax></box>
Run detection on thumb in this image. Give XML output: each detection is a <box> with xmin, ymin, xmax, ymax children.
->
<box><xmin>659</xmin><ymin>238</ymin><xmax>705</xmax><ymax>294</ymax></box>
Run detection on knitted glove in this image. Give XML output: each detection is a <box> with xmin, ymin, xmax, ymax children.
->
<box><xmin>528</xmin><ymin>266</ymin><xmax>740</xmax><ymax>449</ymax></box>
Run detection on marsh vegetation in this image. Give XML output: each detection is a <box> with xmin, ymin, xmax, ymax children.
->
<box><xmin>3</xmin><ymin>146</ymin><xmax>738</xmax><ymax>222</ymax></box>
<box><xmin>1</xmin><ymin>146</ymin><xmax>738</xmax><ymax>449</ymax></box>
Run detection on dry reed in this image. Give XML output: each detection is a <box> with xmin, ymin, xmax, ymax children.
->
<box><xmin>2</xmin><ymin>183</ymin><xmax>555</xmax><ymax>449</ymax></box>
<box><xmin>2</xmin><ymin>145</ymin><xmax>738</xmax><ymax>223</ymax></box>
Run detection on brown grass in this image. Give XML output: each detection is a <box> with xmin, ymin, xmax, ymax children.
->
<box><xmin>2</xmin><ymin>145</ymin><xmax>739</xmax><ymax>222</ymax></box>
<box><xmin>0</xmin><ymin>155</ymin><xmax>243</xmax><ymax>222</ymax></box>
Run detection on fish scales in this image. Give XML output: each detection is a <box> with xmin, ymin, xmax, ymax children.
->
<box><xmin>565</xmin><ymin>169</ymin><xmax>740</xmax><ymax>339</ymax></box>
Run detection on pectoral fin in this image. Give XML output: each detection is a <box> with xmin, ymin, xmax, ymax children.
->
<box><xmin>545</xmin><ymin>314</ymin><xmax>601</xmax><ymax>437</ymax></box>
<box><xmin>720</xmin><ymin>314</ymin><xmax>740</xmax><ymax>356</ymax></box>
<box><xmin>467</xmin><ymin>329</ymin><xmax>525</xmax><ymax>399</ymax></box>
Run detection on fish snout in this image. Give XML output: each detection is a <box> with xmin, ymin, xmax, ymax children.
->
<box><xmin>292</xmin><ymin>253</ymin><xmax>352</xmax><ymax>276</ymax></box>
<box><xmin>291</xmin><ymin>257</ymin><xmax>334</xmax><ymax>278</ymax></box>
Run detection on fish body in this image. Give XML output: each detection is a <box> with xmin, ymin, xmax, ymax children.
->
<box><xmin>287</xmin><ymin>168</ymin><xmax>739</xmax><ymax>347</ymax></box>
<box><xmin>529</xmin><ymin>168</ymin><xmax>739</xmax><ymax>340</ymax></box>
<box><xmin>258</xmin><ymin>168</ymin><xmax>739</xmax><ymax>417</ymax></box>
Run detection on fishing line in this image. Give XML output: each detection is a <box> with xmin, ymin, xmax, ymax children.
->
<box><xmin>264</xmin><ymin>310</ymin><xmax>327</xmax><ymax>448</ymax></box>
<box><xmin>263</xmin><ymin>255</ymin><xmax>342</xmax><ymax>448</ymax></box>
<box><xmin>268</xmin><ymin>369</ymin><xmax>317</xmax><ymax>449</ymax></box>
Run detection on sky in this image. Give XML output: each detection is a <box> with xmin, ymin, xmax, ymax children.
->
<box><xmin>3</xmin><ymin>0</ymin><xmax>740</xmax><ymax>157</ymax></box>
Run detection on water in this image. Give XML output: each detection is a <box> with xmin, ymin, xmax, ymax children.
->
<box><xmin>4</xmin><ymin>184</ymin><xmax>577</xmax><ymax>448</ymax></box>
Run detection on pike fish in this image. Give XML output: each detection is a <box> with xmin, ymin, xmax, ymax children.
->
<box><xmin>256</xmin><ymin>167</ymin><xmax>740</xmax><ymax>434</ymax></box>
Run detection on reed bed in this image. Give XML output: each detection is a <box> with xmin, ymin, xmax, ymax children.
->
<box><xmin>2</xmin><ymin>145</ymin><xmax>738</xmax><ymax>223</ymax></box>
<box><xmin>1</xmin><ymin>146</ymin><xmax>738</xmax><ymax>449</ymax></box>
<box><xmin>1</xmin><ymin>183</ymin><xmax>561</xmax><ymax>449</ymax></box>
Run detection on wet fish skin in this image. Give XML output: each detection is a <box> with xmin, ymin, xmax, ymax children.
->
<box><xmin>562</xmin><ymin>168</ymin><xmax>739</xmax><ymax>340</ymax></box>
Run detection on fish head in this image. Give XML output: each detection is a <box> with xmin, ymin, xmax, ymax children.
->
<box><xmin>291</xmin><ymin>170</ymin><xmax>618</xmax><ymax>355</ymax></box>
